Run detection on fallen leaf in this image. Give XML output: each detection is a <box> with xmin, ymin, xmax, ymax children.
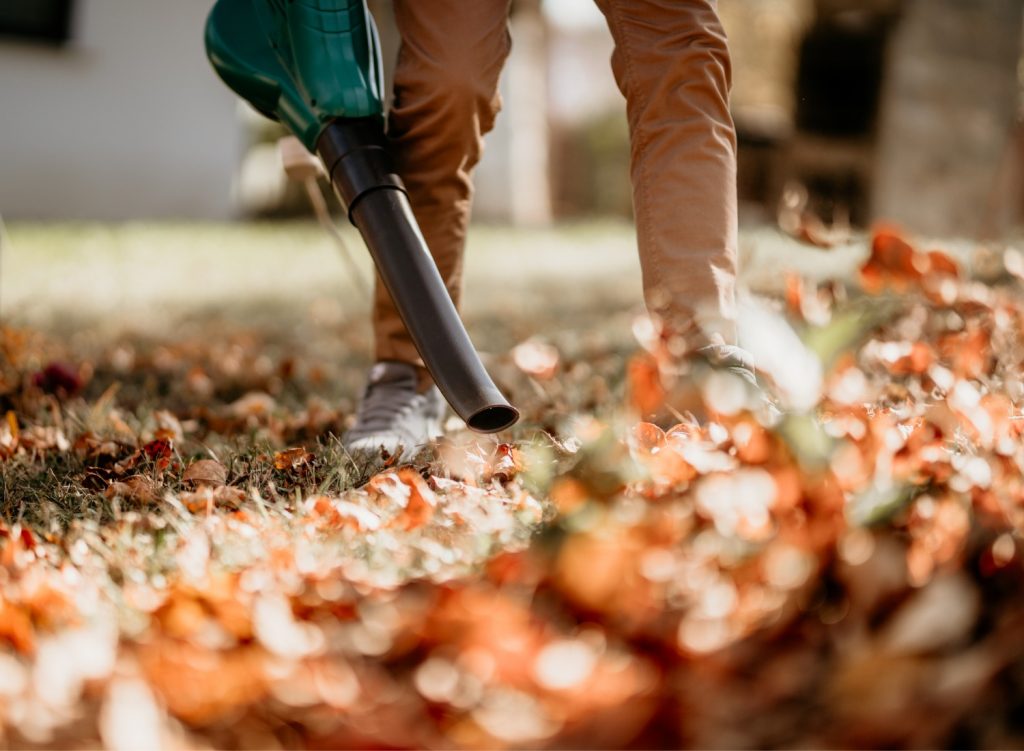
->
<box><xmin>274</xmin><ymin>447</ymin><xmax>313</xmax><ymax>471</ymax></box>
<box><xmin>182</xmin><ymin>458</ymin><xmax>228</xmax><ymax>487</ymax></box>
<box><xmin>32</xmin><ymin>361</ymin><xmax>83</xmax><ymax>396</ymax></box>
<box><xmin>627</xmin><ymin>353</ymin><xmax>665</xmax><ymax>417</ymax></box>
<box><xmin>512</xmin><ymin>340</ymin><xmax>560</xmax><ymax>380</ymax></box>
<box><xmin>105</xmin><ymin>475</ymin><xmax>160</xmax><ymax>504</ymax></box>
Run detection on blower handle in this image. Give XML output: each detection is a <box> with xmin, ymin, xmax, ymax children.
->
<box><xmin>318</xmin><ymin>118</ymin><xmax>519</xmax><ymax>433</ymax></box>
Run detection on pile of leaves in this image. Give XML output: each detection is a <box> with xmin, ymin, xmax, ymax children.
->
<box><xmin>4</xmin><ymin>227</ymin><xmax>1024</xmax><ymax>748</ymax></box>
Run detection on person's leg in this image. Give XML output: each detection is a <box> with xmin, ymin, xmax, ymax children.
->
<box><xmin>594</xmin><ymin>0</ymin><xmax>738</xmax><ymax>347</ymax></box>
<box><xmin>345</xmin><ymin>0</ymin><xmax>511</xmax><ymax>461</ymax></box>
<box><xmin>373</xmin><ymin>0</ymin><xmax>513</xmax><ymax>371</ymax></box>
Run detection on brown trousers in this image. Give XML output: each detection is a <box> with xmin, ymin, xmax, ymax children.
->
<box><xmin>375</xmin><ymin>0</ymin><xmax>738</xmax><ymax>366</ymax></box>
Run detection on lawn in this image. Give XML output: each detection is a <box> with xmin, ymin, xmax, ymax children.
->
<box><xmin>2</xmin><ymin>220</ymin><xmax>1024</xmax><ymax>749</ymax></box>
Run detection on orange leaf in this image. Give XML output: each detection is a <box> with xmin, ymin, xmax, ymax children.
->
<box><xmin>550</xmin><ymin>477</ymin><xmax>589</xmax><ymax>515</ymax></box>
<box><xmin>0</xmin><ymin>599</ymin><xmax>35</xmax><ymax>655</ymax></box>
<box><xmin>392</xmin><ymin>468</ymin><xmax>437</xmax><ymax>531</ymax></box>
<box><xmin>882</xmin><ymin>341</ymin><xmax>936</xmax><ymax>376</ymax></box>
<box><xmin>630</xmin><ymin>422</ymin><xmax>666</xmax><ymax>455</ymax></box>
<box><xmin>274</xmin><ymin>447</ymin><xmax>313</xmax><ymax>471</ymax></box>
<box><xmin>940</xmin><ymin>327</ymin><xmax>990</xmax><ymax>380</ymax></box>
<box><xmin>926</xmin><ymin>250</ymin><xmax>960</xmax><ymax>278</ymax></box>
<box><xmin>627</xmin><ymin>353</ymin><xmax>665</xmax><ymax>417</ymax></box>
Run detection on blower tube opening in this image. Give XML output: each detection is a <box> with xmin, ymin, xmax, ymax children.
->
<box><xmin>467</xmin><ymin>405</ymin><xmax>520</xmax><ymax>434</ymax></box>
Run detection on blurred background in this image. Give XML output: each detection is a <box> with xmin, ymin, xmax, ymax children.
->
<box><xmin>2</xmin><ymin>0</ymin><xmax>1022</xmax><ymax>235</ymax></box>
<box><xmin>1</xmin><ymin>0</ymin><xmax>1023</xmax><ymax>328</ymax></box>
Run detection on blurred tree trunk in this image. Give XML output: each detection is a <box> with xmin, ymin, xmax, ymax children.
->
<box><xmin>873</xmin><ymin>0</ymin><xmax>1023</xmax><ymax>239</ymax></box>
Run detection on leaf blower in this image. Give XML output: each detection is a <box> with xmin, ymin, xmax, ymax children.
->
<box><xmin>205</xmin><ymin>0</ymin><xmax>519</xmax><ymax>433</ymax></box>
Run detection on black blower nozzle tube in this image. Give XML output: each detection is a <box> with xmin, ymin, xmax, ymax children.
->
<box><xmin>318</xmin><ymin>118</ymin><xmax>519</xmax><ymax>433</ymax></box>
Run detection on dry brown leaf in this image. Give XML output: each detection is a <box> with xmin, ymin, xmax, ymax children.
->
<box><xmin>105</xmin><ymin>475</ymin><xmax>160</xmax><ymax>504</ymax></box>
<box><xmin>182</xmin><ymin>458</ymin><xmax>228</xmax><ymax>487</ymax></box>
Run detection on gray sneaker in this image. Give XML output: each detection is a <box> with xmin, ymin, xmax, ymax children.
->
<box><xmin>343</xmin><ymin>361</ymin><xmax>446</xmax><ymax>463</ymax></box>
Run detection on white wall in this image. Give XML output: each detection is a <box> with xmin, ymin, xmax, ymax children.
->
<box><xmin>0</xmin><ymin>0</ymin><xmax>242</xmax><ymax>220</ymax></box>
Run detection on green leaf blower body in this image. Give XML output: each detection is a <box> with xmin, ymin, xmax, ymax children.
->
<box><xmin>205</xmin><ymin>0</ymin><xmax>518</xmax><ymax>433</ymax></box>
